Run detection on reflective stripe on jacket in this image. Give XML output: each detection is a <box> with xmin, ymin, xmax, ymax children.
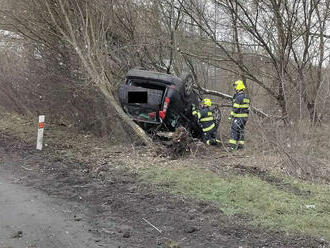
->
<box><xmin>230</xmin><ymin>91</ymin><xmax>250</xmax><ymax>118</ymax></box>
<box><xmin>192</xmin><ymin>107</ymin><xmax>215</xmax><ymax>133</ymax></box>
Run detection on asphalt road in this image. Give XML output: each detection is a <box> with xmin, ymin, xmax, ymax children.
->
<box><xmin>0</xmin><ymin>174</ymin><xmax>115</xmax><ymax>248</ymax></box>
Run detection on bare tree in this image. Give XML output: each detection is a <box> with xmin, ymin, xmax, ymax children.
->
<box><xmin>1</xmin><ymin>0</ymin><xmax>153</xmax><ymax>145</ymax></box>
<box><xmin>174</xmin><ymin>0</ymin><xmax>330</xmax><ymax>123</ymax></box>
<box><xmin>2</xmin><ymin>0</ymin><xmax>330</xmax><ymax>130</ymax></box>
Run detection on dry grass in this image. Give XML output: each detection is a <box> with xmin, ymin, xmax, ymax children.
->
<box><xmin>2</xmin><ymin>105</ymin><xmax>329</xmax><ymax>183</ymax></box>
<box><xmin>1</xmin><ymin>108</ymin><xmax>330</xmax><ymax>241</ymax></box>
<box><xmin>245</xmin><ymin>113</ymin><xmax>330</xmax><ymax>183</ymax></box>
<box><xmin>141</xmin><ymin>165</ymin><xmax>330</xmax><ymax>240</ymax></box>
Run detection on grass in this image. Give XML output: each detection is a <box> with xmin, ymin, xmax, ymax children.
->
<box><xmin>140</xmin><ymin>165</ymin><xmax>330</xmax><ymax>240</ymax></box>
<box><xmin>1</xmin><ymin>108</ymin><xmax>329</xmax><ymax>241</ymax></box>
<box><xmin>0</xmin><ymin>109</ymin><xmax>36</xmax><ymax>142</ymax></box>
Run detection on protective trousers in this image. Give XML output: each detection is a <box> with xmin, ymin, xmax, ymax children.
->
<box><xmin>229</xmin><ymin>117</ymin><xmax>247</xmax><ymax>149</ymax></box>
<box><xmin>203</xmin><ymin>128</ymin><xmax>218</xmax><ymax>145</ymax></box>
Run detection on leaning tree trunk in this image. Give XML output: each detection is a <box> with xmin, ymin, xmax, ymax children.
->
<box><xmin>98</xmin><ymin>84</ymin><xmax>153</xmax><ymax>147</ymax></box>
<box><xmin>0</xmin><ymin>0</ymin><xmax>153</xmax><ymax>146</ymax></box>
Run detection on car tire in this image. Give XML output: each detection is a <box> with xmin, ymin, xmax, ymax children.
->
<box><xmin>212</xmin><ymin>106</ymin><xmax>221</xmax><ymax>128</ymax></box>
<box><xmin>181</xmin><ymin>73</ymin><xmax>194</xmax><ymax>97</ymax></box>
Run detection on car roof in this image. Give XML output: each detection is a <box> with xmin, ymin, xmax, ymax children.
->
<box><xmin>126</xmin><ymin>69</ymin><xmax>183</xmax><ymax>86</ymax></box>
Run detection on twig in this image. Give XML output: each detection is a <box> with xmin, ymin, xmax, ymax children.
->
<box><xmin>20</xmin><ymin>165</ymin><xmax>34</xmax><ymax>171</ymax></box>
<box><xmin>142</xmin><ymin>218</ymin><xmax>162</xmax><ymax>234</ymax></box>
<box><xmin>101</xmin><ymin>228</ymin><xmax>112</xmax><ymax>234</ymax></box>
<box><xmin>72</xmin><ymin>184</ymin><xmax>89</xmax><ymax>188</ymax></box>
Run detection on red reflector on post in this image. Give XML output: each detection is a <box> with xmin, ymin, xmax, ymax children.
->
<box><xmin>36</xmin><ymin>115</ymin><xmax>45</xmax><ymax>150</ymax></box>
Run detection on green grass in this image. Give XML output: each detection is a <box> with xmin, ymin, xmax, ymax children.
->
<box><xmin>140</xmin><ymin>166</ymin><xmax>330</xmax><ymax>240</ymax></box>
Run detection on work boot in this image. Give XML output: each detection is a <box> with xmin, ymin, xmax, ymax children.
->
<box><xmin>208</xmin><ymin>139</ymin><xmax>220</xmax><ymax>146</ymax></box>
<box><xmin>237</xmin><ymin>144</ymin><xmax>244</xmax><ymax>150</ymax></box>
<box><xmin>229</xmin><ymin>144</ymin><xmax>237</xmax><ymax>151</ymax></box>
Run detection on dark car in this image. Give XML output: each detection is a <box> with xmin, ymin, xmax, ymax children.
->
<box><xmin>118</xmin><ymin>68</ymin><xmax>220</xmax><ymax>137</ymax></box>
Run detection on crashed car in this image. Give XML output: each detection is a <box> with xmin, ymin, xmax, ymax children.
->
<box><xmin>118</xmin><ymin>68</ymin><xmax>220</xmax><ymax>137</ymax></box>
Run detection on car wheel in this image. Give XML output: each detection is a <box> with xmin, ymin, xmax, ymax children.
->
<box><xmin>182</xmin><ymin>74</ymin><xmax>194</xmax><ymax>97</ymax></box>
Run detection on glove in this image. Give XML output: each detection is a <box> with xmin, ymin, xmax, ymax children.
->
<box><xmin>228</xmin><ymin>116</ymin><xmax>232</xmax><ymax>121</ymax></box>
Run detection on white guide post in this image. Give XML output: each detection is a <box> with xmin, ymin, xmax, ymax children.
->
<box><xmin>36</xmin><ymin>115</ymin><xmax>45</xmax><ymax>150</ymax></box>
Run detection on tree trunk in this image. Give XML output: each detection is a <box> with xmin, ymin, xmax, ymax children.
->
<box><xmin>277</xmin><ymin>80</ymin><xmax>289</xmax><ymax>125</ymax></box>
<box><xmin>307</xmin><ymin>101</ymin><xmax>320</xmax><ymax>125</ymax></box>
<box><xmin>98</xmin><ymin>84</ymin><xmax>153</xmax><ymax>147</ymax></box>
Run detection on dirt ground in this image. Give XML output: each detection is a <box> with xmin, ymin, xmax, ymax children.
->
<box><xmin>0</xmin><ymin>128</ymin><xmax>329</xmax><ymax>248</ymax></box>
<box><xmin>0</xmin><ymin>171</ymin><xmax>109</xmax><ymax>248</ymax></box>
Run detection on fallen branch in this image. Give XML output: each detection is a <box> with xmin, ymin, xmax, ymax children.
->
<box><xmin>195</xmin><ymin>85</ymin><xmax>269</xmax><ymax>118</ymax></box>
<box><xmin>101</xmin><ymin>228</ymin><xmax>112</xmax><ymax>234</ymax></box>
<box><xmin>20</xmin><ymin>165</ymin><xmax>34</xmax><ymax>171</ymax></box>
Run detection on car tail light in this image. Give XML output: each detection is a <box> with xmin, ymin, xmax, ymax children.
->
<box><xmin>159</xmin><ymin>97</ymin><xmax>170</xmax><ymax>120</ymax></box>
<box><xmin>163</xmin><ymin>97</ymin><xmax>170</xmax><ymax>112</ymax></box>
<box><xmin>159</xmin><ymin>111</ymin><xmax>166</xmax><ymax>120</ymax></box>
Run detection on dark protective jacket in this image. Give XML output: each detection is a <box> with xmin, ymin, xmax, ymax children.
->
<box><xmin>192</xmin><ymin>106</ymin><xmax>215</xmax><ymax>133</ymax></box>
<box><xmin>230</xmin><ymin>91</ymin><xmax>250</xmax><ymax>119</ymax></box>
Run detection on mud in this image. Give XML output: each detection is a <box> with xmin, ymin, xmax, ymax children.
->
<box><xmin>0</xmin><ymin>133</ymin><xmax>328</xmax><ymax>248</ymax></box>
<box><xmin>0</xmin><ymin>173</ymin><xmax>108</xmax><ymax>248</ymax></box>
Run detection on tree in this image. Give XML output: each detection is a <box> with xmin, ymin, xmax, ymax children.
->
<box><xmin>1</xmin><ymin>0</ymin><xmax>153</xmax><ymax>145</ymax></box>
<box><xmin>175</xmin><ymin>0</ymin><xmax>330</xmax><ymax>123</ymax></box>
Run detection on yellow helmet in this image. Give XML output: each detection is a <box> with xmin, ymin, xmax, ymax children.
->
<box><xmin>201</xmin><ymin>98</ymin><xmax>212</xmax><ymax>107</ymax></box>
<box><xmin>233</xmin><ymin>80</ymin><xmax>246</xmax><ymax>91</ymax></box>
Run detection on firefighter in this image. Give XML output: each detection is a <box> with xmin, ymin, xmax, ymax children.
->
<box><xmin>192</xmin><ymin>98</ymin><xmax>220</xmax><ymax>145</ymax></box>
<box><xmin>228</xmin><ymin>80</ymin><xmax>250</xmax><ymax>150</ymax></box>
